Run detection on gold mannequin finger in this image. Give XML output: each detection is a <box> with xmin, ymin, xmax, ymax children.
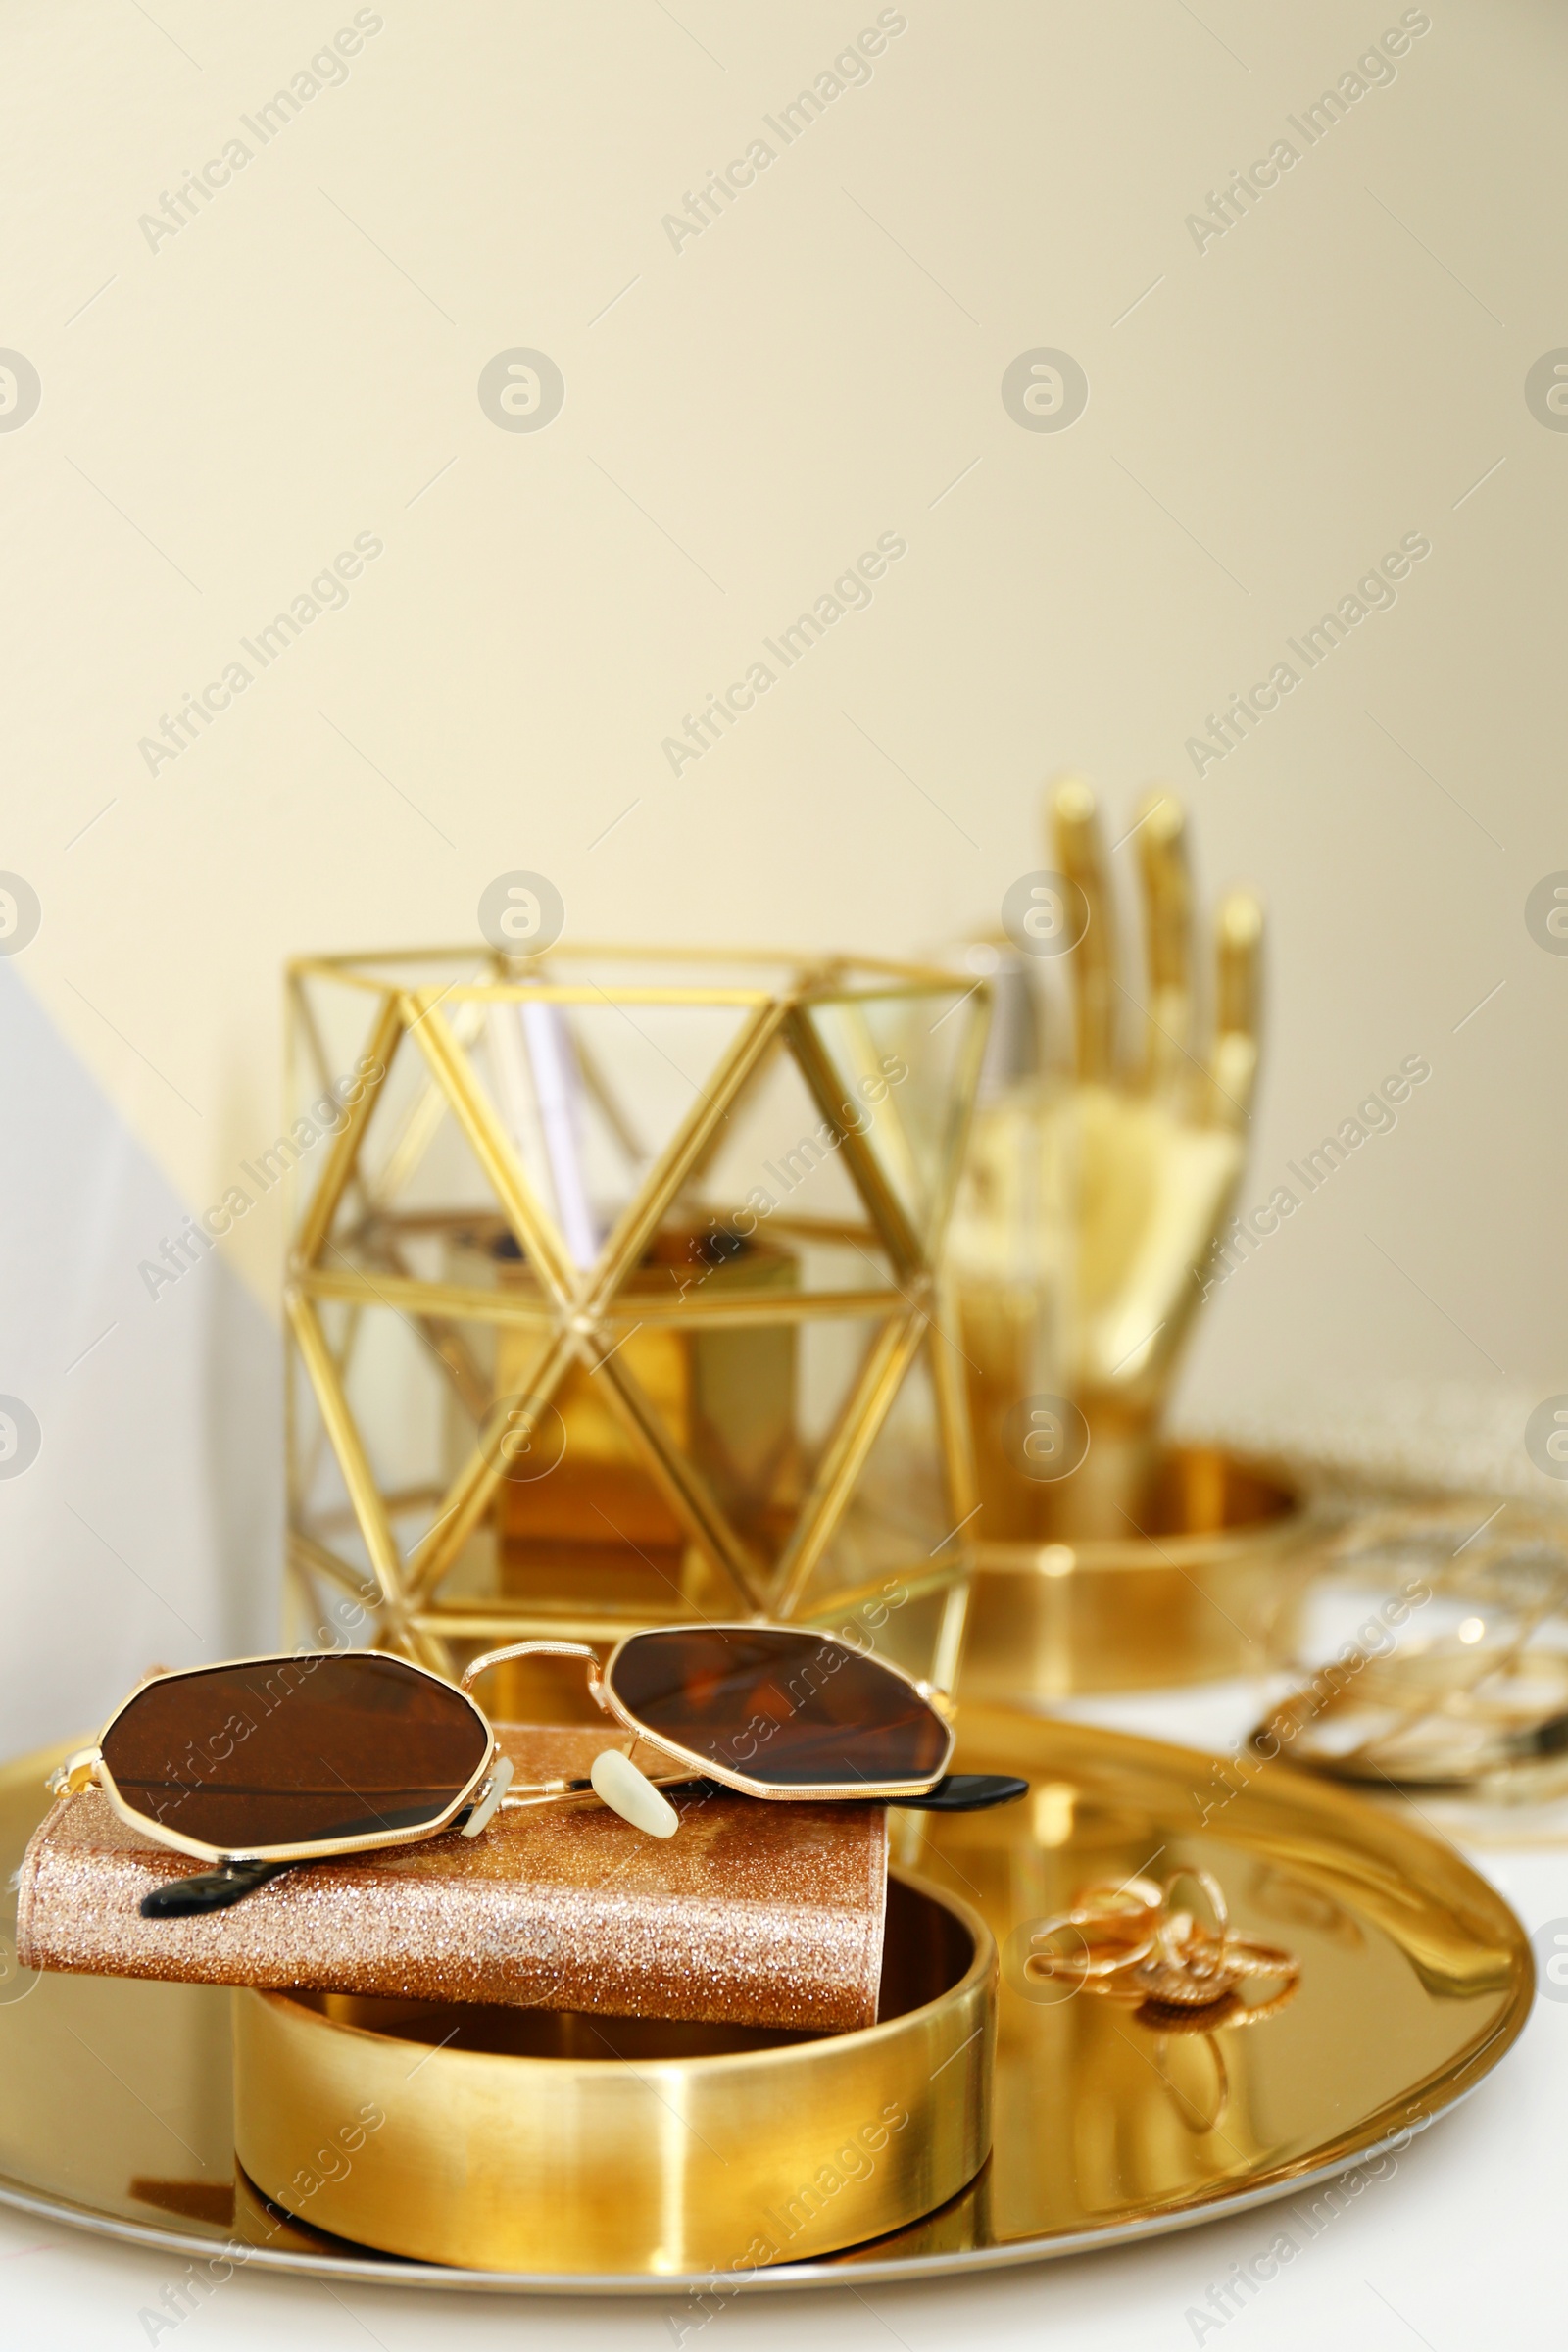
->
<box><xmin>1134</xmin><ymin>790</ymin><xmax>1192</xmax><ymax>1097</ymax></box>
<box><xmin>1051</xmin><ymin>776</ymin><xmax>1117</xmax><ymax>1081</ymax></box>
<box><xmin>1210</xmin><ymin>889</ymin><xmax>1263</xmax><ymax>1129</ymax></box>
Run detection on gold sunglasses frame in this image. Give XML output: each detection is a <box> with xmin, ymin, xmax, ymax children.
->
<box><xmin>49</xmin><ymin>1625</ymin><xmax>956</xmax><ymax>1871</ymax></box>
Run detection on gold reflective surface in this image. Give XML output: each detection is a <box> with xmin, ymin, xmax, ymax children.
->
<box><xmin>0</xmin><ymin>1706</ymin><xmax>1532</xmax><ymax>2292</ymax></box>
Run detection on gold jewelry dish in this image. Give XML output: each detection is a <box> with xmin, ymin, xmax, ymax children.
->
<box><xmin>233</xmin><ymin>1871</ymin><xmax>992</xmax><ymax>2272</ymax></box>
<box><xmin>0</xmin><ymin>1704</ymin><xmax>1529</xmax><ymax>2291</ymax></box>
<box><xmin>283</xmin><ymin>944</ymin><xmax>989</xmax><ymax>1701</ymax></box>
<box><xmin>951</xmin><ymin>781</ymin><xmax>1317</xmax><ymax>1696</ymax></box>
<box><xmin>959</xmin><ymin>1443</ymin><xmax>1315</xmax><ymax>1696</ymax></box>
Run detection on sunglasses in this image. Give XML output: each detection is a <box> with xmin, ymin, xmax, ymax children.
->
<box><xmin>50</xmin><ymin>1626</ymin><xmax>1025</xmax><ymax>1918</ymax></box>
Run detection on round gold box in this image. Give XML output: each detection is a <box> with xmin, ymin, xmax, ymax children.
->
<box><xmin>959</xmin><ymin>1445</ymin><xmax>1318</xmax><ymax>1699</ymax></box>
<box><xmin>233</xmin><ymin>1874</ymin><xmax>994</xmax><ymax>2275</ymax></box>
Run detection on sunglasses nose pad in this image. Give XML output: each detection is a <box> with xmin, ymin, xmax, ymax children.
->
<box><xmin>459</xmin><ymin>1755</ymin><xmax>514</xmax><ymax>1838</ymax></box>
<box><xmin>590</xmin><ymin>1748</ymin><xmax>678</xmax><ymax>1838</ymax></box>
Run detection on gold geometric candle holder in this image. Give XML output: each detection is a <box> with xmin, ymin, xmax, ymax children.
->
<box><xmin>282</xmin><ymin>944</ymin><xmax>989</xmax><ymax>1698</ymax></box>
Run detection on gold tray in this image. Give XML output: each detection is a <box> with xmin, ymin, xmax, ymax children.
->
<box><xmin>0</xmin><ymin>1705</ymin><xmax>1531</xmax><ymax>2294</ymax></box>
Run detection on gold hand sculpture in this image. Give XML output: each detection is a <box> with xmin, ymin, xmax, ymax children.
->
<box><xmin>953</xmin><ymin>779</ymin><xmax>1263</xmax><ymax>1543</ymax></box>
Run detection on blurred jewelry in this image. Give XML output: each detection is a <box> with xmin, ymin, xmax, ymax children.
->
<box><xmin>1251</xmin><ymin>1502</ymin><xmax>1568</xmax><ymax>1789</ymax></box>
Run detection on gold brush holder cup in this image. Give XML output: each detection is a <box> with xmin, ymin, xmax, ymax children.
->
<box><xmin>233</xmin><ymin>1875</ymin><xmax>995</xmax><ymax>2273</ymax></box>
<box><xmin>953</xmin><ymin>783</ymin><xmax>1315</xmax><ymax>1697</ymax></box>
<box><xmin>283</xmin><ymin>942</ymin><xmax>989</xmax><ymax>1695</ymax></box>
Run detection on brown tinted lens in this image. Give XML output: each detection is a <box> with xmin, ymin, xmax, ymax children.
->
<box><xmin>101</xmin><ymin>1654</ymin><xmax>489</xmax><ymax>1853</ymax></box>
<box><xmin>607</xmin><ymin>1629</ymin><xmax>949</xmax><ymax>1788</ymax></box>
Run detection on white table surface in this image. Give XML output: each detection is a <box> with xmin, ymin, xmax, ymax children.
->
<box><xmin>5</xmin><ymin>1681</ymin><xmax>1561</xmax><ymax>2352</ymax></box>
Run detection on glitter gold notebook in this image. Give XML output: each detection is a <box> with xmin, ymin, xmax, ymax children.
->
<box><xmin>15</xmin><ymin>1725</ymin><xmax>888</xmax><ymax>2032</ymax></box>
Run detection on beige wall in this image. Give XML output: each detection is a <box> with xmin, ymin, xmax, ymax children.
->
<box><xmin>4</xmin><ymin>0</ymin><xmax>1566</xmax><ymax>1470</ymax></box>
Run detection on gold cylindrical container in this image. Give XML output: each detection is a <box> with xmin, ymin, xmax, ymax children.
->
<box><xmin>958</xmin><ymin>1445</ymin><xmax>1317</xmax><ymax>1698</ymax></box>
<box><xmin>233</xmin><ymin>1874</ymin><xmax>993</xmax><ymax>2275</ymax></box>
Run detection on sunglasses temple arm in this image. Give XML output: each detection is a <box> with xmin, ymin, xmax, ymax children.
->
<box><xmin>133</xmin><ymin>1775</ymin><xmax>1017</xmax><ymax>1913</ymax></box>
<box><xmin>137</xmin><ymin>1747</ymin><xmax>665</xmax><ymax>1913</ymax></box>
<box><xmin>892</xmin><ymin>1774</ymin><xmax>1029</xmax><ymax>1814</ymax></box>
<box><xmin>138</xmin><ymin>1858</ymin><xmax>295</xmax><ymax>1919</ymax></box>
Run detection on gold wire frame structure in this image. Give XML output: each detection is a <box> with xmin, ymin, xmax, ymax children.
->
<box><xmin>282</xmin><ymin>945</ymin><xmax>991</xmax><ymax>1694</ymax></box>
